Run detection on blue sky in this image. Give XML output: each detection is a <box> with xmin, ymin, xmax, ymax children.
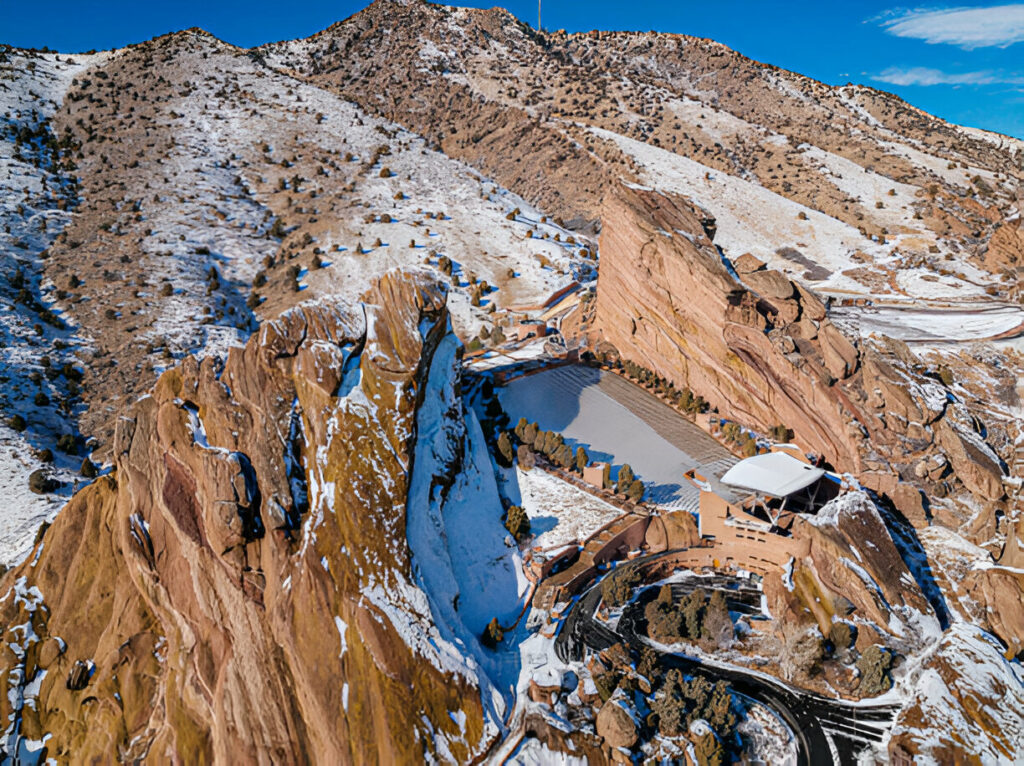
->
<box><xmin>4</xmin><ymin>1</ymin><xmax>1023</xmax><ymax>139</ymax></box>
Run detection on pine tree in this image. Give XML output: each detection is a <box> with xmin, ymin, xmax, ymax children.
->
<box><xmin>636</xmin><ymin>646</ymin><xmax>659</xmax><ymax>680</ymax></box>
<box><xmin>523</xmin><ymin>421</ymin><xmax>538</xmax><ymax>445</ymax></box>
<box><xmin>616</xmin><ymin>464</ymin><xmax>634</xmax><ymax>493</ymax></box>
<box><xmin>574</xmin><ymin>445</ymin><xmax>588</xmax><ymax>472</ymax></box>
<box><xmin>532</xmin><ymin>429</ymin><xmax>546</xmax><ymax>453</ymax></box>
<box><xmin>705</xmin><ymin>681</ymin><xmax>736</xmax><ymax>732</ymax></box>
<box><xmin>553</xmin><ymin>443</ymin><xmax>573</xmax><ymax>469</ymax></box>
<box><xmin>481</xmin><ymin>617</ymin><xmax>504</xmax><ymax>648</ymax></box>
<box><xmin>644</xmin><ymin>591</ymin><xmax>683</xmax><ymax>643</ymax></box>
<box><xmin>504</xmin><ymin>505</ymin><xmax>530</xmax><ymax>540</ymax></box>
<box><xmin>601</xmin><ymin>567</ymin><xmax>641</xmax><ymax>607</ymax></box>
<box><xmin>856</xmin><ymin>645</ymin><xmax>893</xmax><ymax>695</ymax></box>
<box><xmin>682</xmin><ymin>588</ymin><xmax>706</xmax><ymax>639</ymax></box>
<box><xmin>652</xmin><ymin>670</ymin><xmax>687</xmax><ymax>737</ymax></box>
<box><xmin>693</xmin><ymin>731</ymin><xmax>725</xmax><ymax>766</ymax></box>
<box><xmin>514</xmin><ymin>417</ymin><xmax>529</xmax><ymax>442</ymax></box>
<box><xmin>542</xmin><ymin>430</ymin><xmax>562</xmax><ymax>456</ymax></box>
<box><xmin>496</xmin><ymin>432</ymin><xmax>514</xmax><ymax>467</ymax></box>
<box><xmin>702</xmin><ymin>591</ymin><xmax>733</xmax><ymax>648</ymax></box>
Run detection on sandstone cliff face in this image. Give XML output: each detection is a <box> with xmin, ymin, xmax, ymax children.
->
<box><xmin>0</xmin><ymin>271</ymin><xmax>494</xmax><ymax>763</ymax></box>
<box><xmin>593</xmin><ymin>184</ymin><xmax>862</xmax><ymax>469</ymax></box>
<box><xmin>920</xmin><ymin>526</ymin><xmax>1024</xmax><ymax>660</ymax></box>
<box><xmin>889</xmin><ymin>622</ymin><xmax>1024</xmax><ymax>764</ymax></box>
<box><xmin>592</xmin><ymin>184</ymin><xmax>1005</xmax><ymax>518</ymax></box>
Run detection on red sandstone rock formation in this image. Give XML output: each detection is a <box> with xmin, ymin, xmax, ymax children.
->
<box><xmin>593</xmin><ymin>184</ymin><xmax>863</xmax><ymax>470</ymax></box>
<box><xmin>979</xmin><ymin>217</ymin><xmax>1024</xmax><ymax>271</ymax></box>
<box><xmin>592</xmin><ymin>184</ymin><xmax>1005</xmax><ymax>520</ymax></box>
<box><xmin>0</xmin><ymin>271</ymin><xmax>493</xmax><ymax>763</ymax></box>
<box><xmin>773</xmin><ymin>492</ymin><xmax>934</xmax><ymax>644</ymax></box>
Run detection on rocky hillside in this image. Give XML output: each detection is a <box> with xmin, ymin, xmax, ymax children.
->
<box><xmin>592</xmin><ymin>183</ymin><xmax>1006</xmax><ymax>522</ymax></box>
<box><xmin>263</xmin><ymin>0</ymin><xmax>1022</xmax><ymax>292</ymax></box>
<box><xmin>0</xmin><ymin>33</ymin><xmax>595</xmax><ymax>562</ymax></box>
<box><xmin>0</xmin><ymin>0</ymin><xmax>1022</xmax><ymax>762</ymax></box>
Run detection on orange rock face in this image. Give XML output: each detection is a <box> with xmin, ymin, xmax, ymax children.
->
<box><xmin>592</xmin><ymin>184</ymin><xmax>1005</xmax><ymax>519</ymax></box>
<box><xmin>593</xmin><ymin>184</ymin><xmax>862</xmax><ymax>469</ymax></box>
<box><xmin>0</xmin><ymin>271</ymin><xmax>492</xmax><ymax>763</ymax></box>
<box><xmin>788</xmin><ymin>493</ymin><xmax>933</xmax><ymax>637</ymax></box>
<box><xmin>979</xmin><ymin>217</ymin><xmax>1024</xmax><ymax>271</ymax></box>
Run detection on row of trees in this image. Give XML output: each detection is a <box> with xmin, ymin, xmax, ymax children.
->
<box><xmin>719</xmin><ymin>421</ymin><xmax>759</xmax><ymax>458</ymax></box>
<box><xmin>499</xmin><ymin>418</ymin><xmax>645</xmax><ymax>501</ymax></box>
<box><xmin>582</xmin><ymin>351</ymin><xmax>709</xmax><ymax>417</ymax></box>
<box><xmin>583</xmin><ymin>349</ymin><xmax>796</xmax><ymax>457</ymax></box>
<box><xmin>651</xmin><ymin>670</ymin><xmax>735</xmax><ymax>763</ymax></box>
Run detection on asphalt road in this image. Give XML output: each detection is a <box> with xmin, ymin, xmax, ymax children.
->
<box><xmin>555</xmin><ymin>573</ymin><xmax>899</xmax><ymax>766</ymax></box>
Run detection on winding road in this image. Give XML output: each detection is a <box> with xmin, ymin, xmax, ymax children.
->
<box><xmin>554</xmin><ymin>568</ymin><xmax>899</xmax><ymax>766</ymax></box>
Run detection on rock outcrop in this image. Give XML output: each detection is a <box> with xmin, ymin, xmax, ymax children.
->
<box><xmin>889</xmin><ymin>623</ymin><xmax>1024</xmax><ymax>763</ymax></box>
<box><xmin>978</xmin><ymin>216</ymin><xmax>1024</xmax><ymax>272</ymax></box>
<box><xmin>592</xmin><ymin>183</ymin><xmax>1005</xmax><ymax>520</ymax></box>
<box><xmin>920</xmin><ymin>526</ymin><xmax>1024</xmax><ymax>660</ymax></box>
<box><xmin>765</xmin><ymin>492</ymin><xmax>936</xmax><ymax>649</ymax></box>
<box><xmin>0</xmin><ymin>271</ymin><xmax>495</xmax><ymax>763</ymax></box>
<box><xmin>963</xmin><ymin>567</ymin><xmax>1024</xmax><ymax>659</ymax></box>
<box><xmin>596</xmin><ymin>696</ymin><xmax>638</xmax><ymax>749</ymax></box>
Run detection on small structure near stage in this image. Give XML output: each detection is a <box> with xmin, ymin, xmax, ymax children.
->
<box><xmin>582</xmin><ymin>461</ymin><xmax>610</xmax><ymax>489</ymax></box>
<box><xmin>509</xmin><ymin>321</ymin><xmax>549</xmax><ymax>341</ymax></box>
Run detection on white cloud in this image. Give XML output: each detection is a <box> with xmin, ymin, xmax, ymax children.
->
<box><xmin>873</xmin><ymin>66</ymin><xmax>1024</xmax><ymax>85</ymax></box>
<box><xmin>879</xmin><ymin>5</ymin><xmax>1024</xmax><ymax>49</ymax></box>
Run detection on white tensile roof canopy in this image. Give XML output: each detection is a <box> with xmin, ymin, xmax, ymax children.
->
<box><xmin>720</xmin><ymin>451</ymin><xmax>825</xmax><ymax>497</ymax></box>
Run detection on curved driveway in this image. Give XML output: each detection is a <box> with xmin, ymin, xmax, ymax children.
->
<box><xmin>555</xmin><ymin>567</ymin><xmax>898</xmax><ymax>766</ymax></box>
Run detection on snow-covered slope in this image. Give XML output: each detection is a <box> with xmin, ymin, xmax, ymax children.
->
<box><xmin>405</xmin><ymin>325</ymin><xmax>530</xmax><ymax>727</ymax></box>
<box><xmin>890</xmin><ymin>622</ymin><xmax>1024</xmax><ymax>764</ymax></box>
<box><xmin>591</xmin><ymin>126</ymin><xmax>993</xmax><ymax>302</ymax></box>
<box><xmin>0</xmin><ymin>49</ymin><xmax>109</xmax><ymax>565</ymax></box>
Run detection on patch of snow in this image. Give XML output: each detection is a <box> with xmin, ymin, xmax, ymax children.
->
<box><xmin>513</xmin><ymin>466</ymin><xmax>621</xmax><ymax>549</ymax></box>
<box><xmin>334</xmin><ymin>615</ymin><xmax>348</xmax><ymax>658</ymax></box>
<box><xmin>507</xmin><ymin>737</ymin><xmax>587</xmax><ymax>766</ymax></box>
<box><xmin>890</xmin><ymin>622</ymin><xmax>1024</xmax><ymax>764</ymax></box>
<box><xmin>590</xmin><ymin>125</ymin><xmax>990</xmax><ymax>301</ymax></box>
<box><xmin>404</xmin><ymin>326</ymin><xmax>527</xmax><ymax>733</ymax></box>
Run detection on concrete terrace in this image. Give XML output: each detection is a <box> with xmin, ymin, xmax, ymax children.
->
<box><xmin>497</xmin><ymin>365</ymin><xmax>737</xmax><ymax>511</ymax></box>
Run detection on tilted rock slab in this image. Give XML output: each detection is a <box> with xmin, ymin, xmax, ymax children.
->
<box><xmin>594</xmin><ymin>183</ymin><xmax>865</xmax><ymax>470</ymax></box>
<box><xmin>0</xmin><ymin>270</ymin><xmax>494</xmax><ymax>763</ymax></box>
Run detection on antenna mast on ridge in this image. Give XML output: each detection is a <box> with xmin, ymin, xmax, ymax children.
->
<box><xmin>538</xmin><ymin>0</ymin><xmax>541</xmax><ymax>30</ymax></box>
